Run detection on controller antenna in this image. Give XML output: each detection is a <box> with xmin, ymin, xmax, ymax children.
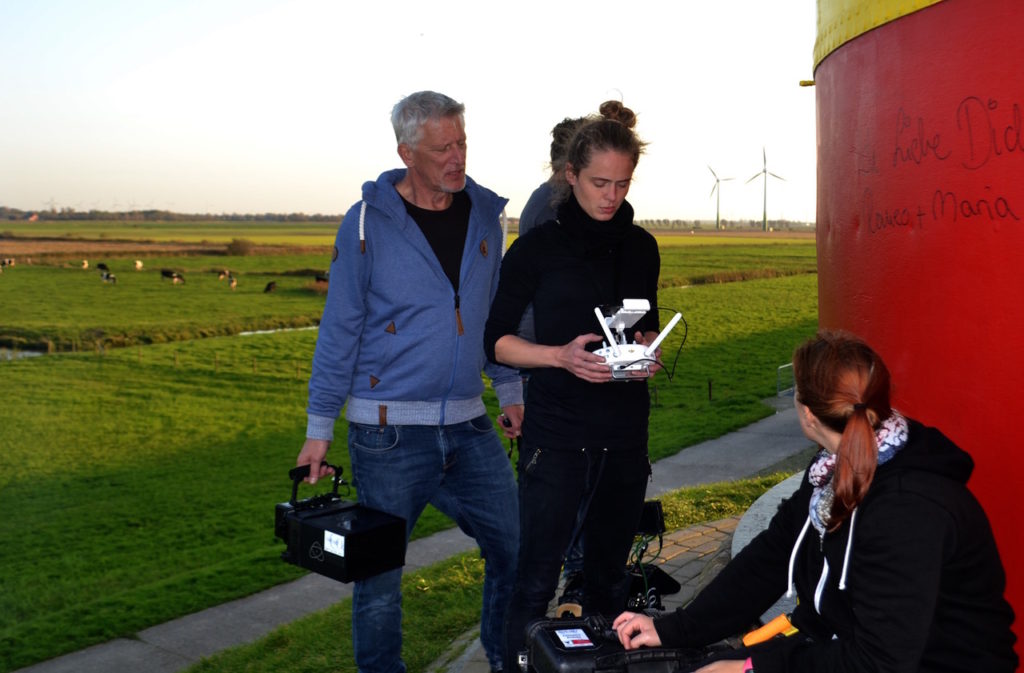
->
<box><xmin>593</xmin><ymin>307</ymin><xmax>620</xmax><ymax>357</ymax></box>
<box><xmin>643</xmin><ymin>312</ymin><xmax>683</xmax><ymax>357</ymax></box>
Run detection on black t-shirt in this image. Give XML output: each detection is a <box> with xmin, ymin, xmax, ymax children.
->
<box><xmin>402</xmin><ymin>190</ymin><xmax>470</xmax><ymax>290</ymax></box>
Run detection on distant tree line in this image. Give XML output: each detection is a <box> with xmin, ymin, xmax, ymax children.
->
<box><xmin>0</xmin><ymin>206</ymin><xmax>341</xmax><ymax>222</ymax></box>
<box><xmin>2</xmin><ymin>206</ymin><xmax>813</xmax><ymax>230</ymax></box>
<box><xmin>633</xmin><ymin>218</ymin><xmax>815</xmax><ymax>232</ymax></box>
<box><xmin>508</xmin><ymin>217</ymin><xmax>814</xmax><ymax>232</ymax></box>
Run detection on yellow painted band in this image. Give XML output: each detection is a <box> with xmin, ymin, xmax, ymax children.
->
<box><xmin>815</xmin><ymin>0</ymin><xmax>946</xmax><ymax>69</ymax></box>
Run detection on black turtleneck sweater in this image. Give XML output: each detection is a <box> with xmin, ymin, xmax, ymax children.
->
<box><xmin>484</xmin><ymin>195</ymin><xmax>661</xmax><ymax>450</ymax></box>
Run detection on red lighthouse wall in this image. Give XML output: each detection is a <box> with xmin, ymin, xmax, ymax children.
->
<box><xmin>815</xmin><ymin>0</ymin><xmax>1023</xmax><ymax>644</ymax></box>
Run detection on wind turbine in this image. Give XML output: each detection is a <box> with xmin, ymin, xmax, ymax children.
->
<box><xmin>708</xmin><ymin>166</ymin><xmax>734</xmax><ymax>230</ymax></box>
<box><xmin>746</xmin><ymin>147</ymin><xmax>785</xmax><ymax>232</ymax></box>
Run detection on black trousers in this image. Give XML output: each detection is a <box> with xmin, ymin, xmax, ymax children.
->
<box><xmin>503</xmin><ymin>445</ymin><xmax>649</xmax><ymax>671</ymax></box>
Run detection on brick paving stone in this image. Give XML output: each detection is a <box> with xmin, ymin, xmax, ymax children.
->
<box><xmin>691</xmin><ymin>538</ymin><xmax>731</xmax><ymax>554</ymax></box>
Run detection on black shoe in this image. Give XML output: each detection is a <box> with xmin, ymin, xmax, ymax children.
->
<box><xmin>556</xmin><ymin>570</ymin><xmax>584</xmax><ymax>617</ymax></box>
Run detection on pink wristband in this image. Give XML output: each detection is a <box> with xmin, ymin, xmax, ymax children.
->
<box><xmin>743</xmin><ymin>656</ymin><xmax>754</xmax><ymax>672</ymax></box>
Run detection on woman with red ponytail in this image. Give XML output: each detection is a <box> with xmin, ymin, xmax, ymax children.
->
<box><xmin>614</xmin><ymin>330</ymin><xmax>1017</xmax><ymax>673</ymax></box>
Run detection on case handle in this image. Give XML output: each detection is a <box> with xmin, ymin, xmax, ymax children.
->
<box><xmin>287</xmin><ymin>461</ymin><xmax>343</xmax><ymax>505</ymax></box>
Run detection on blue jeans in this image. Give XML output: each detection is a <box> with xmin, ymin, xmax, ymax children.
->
<box><xmin>503</xmin><ymin>446</ymin><xmax>649</xmax><ymax>671</ymax></box>
<box><xmin>348</xmin><ymin>415</ymin><xmax>519</xmax><ymax>673</ymax></box>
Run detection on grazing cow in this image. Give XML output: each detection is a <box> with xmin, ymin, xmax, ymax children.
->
<box><xmin>229</xmin><ymin>275</ymin><xmax>238</xmax><ymax>290</ymax></box>
<box><xmin>217</xmin><ymin>269</ymin><xmax>229</xmax><ymax>280</ymax></box>
<box><xmin>161</xmin><ymin>269</ymin><xmax>186</xmax><ymax>284</ymax></box>
<box><xmin>101</xmin><ymin>271</ymin><xmax>117</xmax><ymax>284</ymax></box>
<box><xmin>82</xmin><ymin>260</ymin><xmax>89</xmax><ymax>269</ymax></box>
<box><xmin>1</xmin><ymin>258</ymin><xmax>14</xmax><ymax>268</ymax></box>
<box><xmin>264</xmin><ymin>281</ymin><xmax>277</xmax><ymax>293</ymax></box>
<box><xmin>97</xmin><ymin>262</ymin><xmax>110</xmax><ymax>272</ymax></box>
<box><xmin>134</xmin><ymin>260</ymin><xmax>143</xmax><ymax>271</ymax></box>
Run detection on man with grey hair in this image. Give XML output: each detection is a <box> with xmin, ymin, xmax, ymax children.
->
<box><xmin>296</xmin><ymin>90</ymin><xmax>523</xmax><ymax>673</ymax></box>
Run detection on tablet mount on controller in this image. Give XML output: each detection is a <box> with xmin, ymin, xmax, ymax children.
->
<box><xmin>593</xmin><ymin>299</ymin><xmax>683</xmax><ymax>381</ymax></box>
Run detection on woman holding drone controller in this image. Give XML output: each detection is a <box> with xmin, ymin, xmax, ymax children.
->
<box><xmin>483</xmin><ymin>100</ymin><xmax>663</xmax><ymax>671</ymax></box>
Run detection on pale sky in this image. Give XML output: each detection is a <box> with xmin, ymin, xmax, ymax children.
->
<box><xmin>0</xmin><ymin>0</ymin><xmax>818</xmax><ymax>223</ymax></box>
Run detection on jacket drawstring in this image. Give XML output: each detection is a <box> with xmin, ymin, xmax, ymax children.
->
<box><xmin>788</xmin><ymin>508</ymin><xmax>857</xmax><ymax>603</ymax></box>
<box><xmin>358</xmin><ymin>200</ymin><xmax>367</xmax><ymax>253</ymax></box>
<box><xmin>787</xmin><ymin>516</ymin><xmax>812</xmax><ymax>598</ymax></box>
<box><xmin>500</xmin><ymin>208</ymin><xmax>508</xmax><ymax>256</ymax></box>
<box><xmin>839</xmin><ymin>508</ymin><xmax>857</xmax><ymax>590</ymax></box>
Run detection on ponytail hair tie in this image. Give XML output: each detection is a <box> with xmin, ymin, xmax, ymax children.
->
<box><xmin>853</xmin><ymin>403</ymin><xmax>867</xmax><ymax>411</ymax></box>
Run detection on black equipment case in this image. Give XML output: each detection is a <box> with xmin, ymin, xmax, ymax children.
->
<box><xmin>275</xmin><ymin>463</ymin><xmax>406</xmax><ymax>583</ymax></box>
<box><xmin>523</xmin><ymin>615</ymin><xmax>709</xmax><ymax>673</ymax></box>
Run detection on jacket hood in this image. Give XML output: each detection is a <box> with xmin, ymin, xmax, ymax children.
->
<box><xmin>881</xmin><ymin>418</ymin><xmax>974</xmax><ymax>486</ymax></box>
<box><xmin>355</xmin><ymin>168</ymin><xmax>509</xmax><ymax>256</ymax></box>
<box><xmin>361</xmin><ymin>168</ymin><xmax>507</xmax><ymax>220</ymax></box>
<box><xmin>785</xmin><ymin>418</ymin><xmax>974</xmax><ymax>601</ymax></box>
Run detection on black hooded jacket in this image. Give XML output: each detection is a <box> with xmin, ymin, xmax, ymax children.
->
<box><xmin>484</xmin><ymin>195</ymin><xmax>660</xmax><ymax>450</ymax></box>
<box><xmin>654</xmin><ymin>419</ymin><xmax>1018</xmax><ymax>673</ymax></box>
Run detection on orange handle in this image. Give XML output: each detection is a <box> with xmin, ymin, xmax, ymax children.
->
<box><xmin>742</xmin><ymin>613</ymin><xmax>796</xmax><ymax>646</ymax></box>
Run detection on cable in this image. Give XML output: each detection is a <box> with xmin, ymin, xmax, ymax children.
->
<box><xmin>654</xmin><ymin>306</ymin><xmax>687</xmax><ymax>382</ymax></box>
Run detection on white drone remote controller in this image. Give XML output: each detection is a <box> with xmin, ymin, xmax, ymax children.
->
<box><xmin>593</xmin><ymin>299</ymin><xmax>683</xmax><ymax>380</ymax></box>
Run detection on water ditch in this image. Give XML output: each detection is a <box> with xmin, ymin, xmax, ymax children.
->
<box><xmin>1</xmin><ymin>325</ymin><xmax>320</xmax><ymax>360</ymax></box>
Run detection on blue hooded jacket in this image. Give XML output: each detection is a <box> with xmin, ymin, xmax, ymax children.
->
<box><xmin>306</xmin><ymin>169</ymin><xmax>523</xmax><ymax>439</ymax></box>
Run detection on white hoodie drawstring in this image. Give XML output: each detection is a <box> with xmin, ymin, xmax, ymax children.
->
<box><xmin>500</xmin><ymin>208</ymin><xmax>508</xmax><ymax>256</ymax></box>
<box><xmin>838</xmin><ymin>508</ymin><xmax>857</xmax><ymax>590</ymax></box>
<box><xmin>358</xmin><ymin>200</ymin><xmax>367</xmax><ymax>254</ymax></box>
<box><xmin>788</xmin><ymin>510</ymin><xmax>857</xmax><ymax>600</ymax></box>
<box><xmin>787</xmin><ymin>516</ymin><xmax>812</xmax><ymax>598</ymax></box>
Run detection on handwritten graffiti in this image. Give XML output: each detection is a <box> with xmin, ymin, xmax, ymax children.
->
<box><xmin>893</xmin><ymin>107</ymin><xmax>951</xmax><ymax>167</ymax></box>
<box><xmin>853</xmin><ymin>146</ymin><xmax>880</xmax><ymax>175</ymax></box>
<box><xmin>863</xmin><ymin>188</ymin><xmax>924</xmax><ymax>233</ymax></box>
<box><xmin>862</xmin><ymin>186</ymin><xmax>1019</xmax><ymax>233</ymax></box>
<box><xmin>932</xmin><ymin>188</ymin><xmax>1020</xmax><ymax>222</ymax></box>
<box><xmin>863</xmin><ymin>95</ymin><xmax>1024</xmax><ymax>233</ymax></box>
<box><xmin>956</xmin><ymin>97</ymin><xmax>1024</xmax><ymax>170</ymax></box>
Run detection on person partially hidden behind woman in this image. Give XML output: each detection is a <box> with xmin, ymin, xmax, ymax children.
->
<box><xmin>614</xmin><ymin>329</ymin><xmax>1018</xmax><ymax>673</ymax></box>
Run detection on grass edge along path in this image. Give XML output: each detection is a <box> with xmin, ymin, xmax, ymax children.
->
<box><xmin>183</xmin><ymin>473</ymin><xmax>794</xmax><ymax>673</ymax></box>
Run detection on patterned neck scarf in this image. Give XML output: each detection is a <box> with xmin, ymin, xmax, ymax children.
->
<box><xmin>808</xmin><ymin>411</ymin><xmax>909</xmax><ymax>534</ymax></box>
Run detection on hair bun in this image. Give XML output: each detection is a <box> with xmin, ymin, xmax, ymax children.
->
<box><xmin>598</xmin><ymin>100</ymin><xmax>637</xmax><ymax>129</ymax></box>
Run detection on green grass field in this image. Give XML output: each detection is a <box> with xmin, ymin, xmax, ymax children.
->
<box><xmin>0</xmin><ymin>254</ymin><xmax>333</xmax><ymax>351</ymax></box>
<box><xmin>0</xmin><ymin>232</ymin><xmax>818</xmax><ymax>672</ymax></box>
